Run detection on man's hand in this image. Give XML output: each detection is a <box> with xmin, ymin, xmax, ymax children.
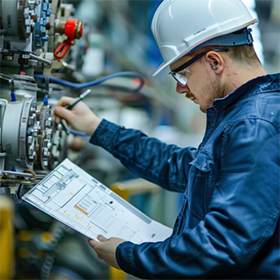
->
<box><xmin>89</xmin><ymin>234</ymin><xmax>126</xmax><ymax>269</ymax></box>
<box><xmin>53</xmin><ymin>96</ymin><xmax>101</xmax><ymax>136</ymax></box>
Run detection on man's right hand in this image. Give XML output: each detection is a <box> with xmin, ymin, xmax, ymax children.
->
<box><xmin>53</xmin><ymin>96</ymin><xmax>102</xmax><ymax>136</ymax></box>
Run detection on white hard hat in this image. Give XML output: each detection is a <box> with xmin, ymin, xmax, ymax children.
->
<box><xmin>151</xmin><ymin>0</ymin><xmax>258</xmax><ymax>76</ymax></box>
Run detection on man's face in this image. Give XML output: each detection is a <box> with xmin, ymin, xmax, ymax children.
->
<box><xmin>170</xmin><ymin>51</ymin><xmax>226</xmax><ymax>113</ymax></box>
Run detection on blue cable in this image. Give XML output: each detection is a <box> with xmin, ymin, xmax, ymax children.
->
<box><xmin>68</xmin><ymin>129</ymin><xmax>88</xmax><ymax>137</ymax></box>
<box><xmin>34</xmin><ymin>71</ymin><xmax>145</xmax><ymax>92</ymax></box>
<box><xmin>35</xmin><ymin>72</ymin><xmax>145</xmax><ymax>136</ymax></box>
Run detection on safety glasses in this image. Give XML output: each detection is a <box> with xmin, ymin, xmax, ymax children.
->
<box><xmin>169</xmin><ymin>48</ymin><xmax>228</xmax><ymax>86</ymax></box>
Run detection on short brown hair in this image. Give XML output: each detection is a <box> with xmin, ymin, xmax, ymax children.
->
<box><xmin>226</xmin><ymin>44</ymin><xmax>261</xmax><ymax>65</ymax></box>
<box><xmin>194</xmin><ymin>44</ymin><xmax>261</xmax><ymax>66</ymax></box>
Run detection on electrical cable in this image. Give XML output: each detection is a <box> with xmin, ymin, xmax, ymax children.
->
<box><xmin>35</xmin><ymin>72</ymin><xmax>145</xmax><ymax>136</ymax></box>
<box><xmin>35</xmin><ymin>71</ymin><xmax>145</xmax><ymax>92</ymax></box>
<box><xmin>68</xmin><ymin>129</ymin><xmax>88</xmax><ymax>137</ymax></box>
<box><xmin>13</xmin><ymin>184</ymin><xmax>23</xmax><ymax>204</ymax></box>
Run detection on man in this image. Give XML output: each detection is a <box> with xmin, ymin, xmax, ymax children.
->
<box><xmin>54</xmin><ymin>0</ymin><xmax>280</xmax><ymax>278</ymax></box>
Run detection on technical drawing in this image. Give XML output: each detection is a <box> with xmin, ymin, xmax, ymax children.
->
<box><xmin>23</xmin><ymin>159</ymin><xmax>172</xmax><ymax>243</ymax></box>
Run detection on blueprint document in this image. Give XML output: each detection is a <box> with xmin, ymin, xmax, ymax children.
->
<box><xmin>23</xmin><ymin>158</ymin><xmax>172</xmax><ymax>244</ymax></box>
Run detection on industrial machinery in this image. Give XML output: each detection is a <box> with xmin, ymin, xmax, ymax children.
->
<box><xmin>0</xmin><ymin>1</ymin><xmax>84</xmax><ymax>279</ymax></box>
<box><xmin>0</xmin><ymin>0</ymin><xmax>84</xmax><ymax>191</ymax></box>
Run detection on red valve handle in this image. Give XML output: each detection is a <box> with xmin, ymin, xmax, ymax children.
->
<box><xmin>54</xmin><ymin>18</ymin><xmax>84</xmax><ymax>59</ymax></box>
<box><xmin>54</xmin><ymin>39</ymin><xmax>74</xmax><ymax>59</ymax></box>
<box><xmin>64</xmin><ymin>18</ymin><xmax>78</xmax><ymax>39</ymax></box>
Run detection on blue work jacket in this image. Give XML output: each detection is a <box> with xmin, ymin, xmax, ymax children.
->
<box><xmin>90</xmin><ymin>73</ymin><xmax>280</xmax><ymax>279</ymax></box>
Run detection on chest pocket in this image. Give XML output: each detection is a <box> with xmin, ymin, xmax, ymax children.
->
<box><xmin>188</xmin><ymin>152</ymin><xmax>214</xmax><ymax>220</ymax></box>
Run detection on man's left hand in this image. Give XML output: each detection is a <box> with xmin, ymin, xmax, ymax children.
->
<box><xmin>89</xmin><ymin>234</ymin><xmax>126</xmax><ymax>269</ymax></box>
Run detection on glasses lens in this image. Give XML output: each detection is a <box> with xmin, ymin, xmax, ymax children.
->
<box><xmin>171</xmin><ymin>72</ymin><xmax>187</xmax><ymax>86</ymax></box>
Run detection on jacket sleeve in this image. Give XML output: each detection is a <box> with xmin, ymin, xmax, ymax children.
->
<box><xmin>89</xmin><ymin>119</ymin><xmax>198</xmax><ymax>192</ymax></box>
<box><xmin>115</xmin><ymin>119</ymin><xmax>280</xmax><ymax>279</ymax></box>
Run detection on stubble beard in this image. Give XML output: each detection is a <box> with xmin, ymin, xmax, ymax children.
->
<box><xmin>201</xmin><ymin>78</ymin><xmax>227</xmax><ymax>113</ymax></box>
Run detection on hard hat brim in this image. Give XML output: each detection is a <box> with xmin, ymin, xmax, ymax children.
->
<box><xmin>153</xmin><ymin>61</ymin><xmax>169</xmax><ymax>77</ymax></box>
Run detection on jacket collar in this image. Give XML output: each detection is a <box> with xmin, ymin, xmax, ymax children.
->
<box><xmin>210</xmin><ymin>73</ymin><xmax>280</xmax><ymax>112</ymax></box>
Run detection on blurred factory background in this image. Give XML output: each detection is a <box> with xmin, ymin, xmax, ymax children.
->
<box><xmin>0</xmin><ymin>0</ymin><xmax>279</xmax><ymax>280</ymax></box>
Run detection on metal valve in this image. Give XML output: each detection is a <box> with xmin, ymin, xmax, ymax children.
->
<box><xmin>54</xmin><ymin>18</ymin><xmax>84</xmax><ymax>59</ymax></box>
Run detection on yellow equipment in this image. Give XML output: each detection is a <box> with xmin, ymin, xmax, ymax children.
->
<box><xmin>0</xmin><ymin>196</ymin><xmax>14</xmax><ymax>280</ymax></box>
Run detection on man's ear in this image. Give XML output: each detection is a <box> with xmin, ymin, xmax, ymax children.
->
<box><xmin>205</xmin><ymin>51</ymin><xmax>224</xmax><ymax>74</ymax></box>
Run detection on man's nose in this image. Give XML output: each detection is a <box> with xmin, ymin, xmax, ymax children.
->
<box><xmin>176</xmin><ymin>83</ymin><xmax>190</xmax><ymax>94</ymax></box>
